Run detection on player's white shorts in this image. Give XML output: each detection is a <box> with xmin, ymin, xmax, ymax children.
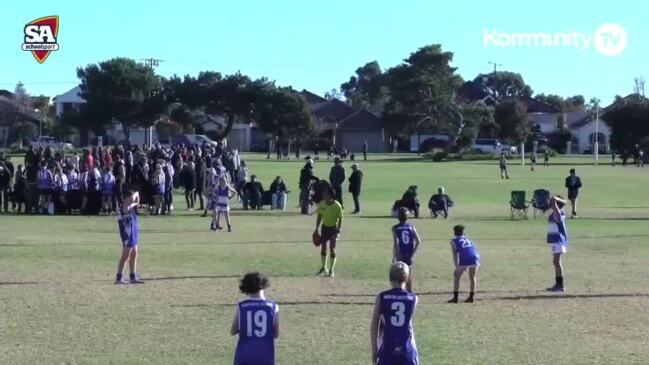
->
<box><xmin>550</xmin><ymin>243</ymin><xmax>567</xmax><ymax>254</ymax></box>
<box><xmin>216</xmin><ymin>205</ymin><xmax>230</xmax><ymax>213</ymax></box>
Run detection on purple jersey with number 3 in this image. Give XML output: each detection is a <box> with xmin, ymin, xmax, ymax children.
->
<box><xmin>234</xmin><ymin>298</ymin><xmax>278</xmax><ymax>365</ymax></box>
<box><xmin>377</xmin><ymin>288</ymin><xmax>419</xmax><ymax>365</ymax></box>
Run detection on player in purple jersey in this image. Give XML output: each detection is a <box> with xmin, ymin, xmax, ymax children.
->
<box><xmin>371</xmin><ymin>262</ymin><xmax>419</xmax><ymax>365</ymax></box>
<box><xmin>231</xmin><ymin>272</ymin><xmax>280</xmax><ymax>365</ymax></box>
<box><xmin>210</xmin><ymin>177</ymin><xmax>237</xmax><ymax>232</ymax></box>
<box><xmin>448</xmin><ymin>225</ymin><xmax>480</xmax><ymax>303</ymax></box>
<box><xmin>392</xmin><ymin>207</ymin><xmax>422</xmax><ymax>292</ymax></box>
<box><xmin>546</xmin><ymin>195</ymin><xmax>568</xmax><ymax>292</ymax></box>
<box><xmin>115</xmin><ymin>188</ymin><xmax>144</xmax><ymax>284</ymax></box>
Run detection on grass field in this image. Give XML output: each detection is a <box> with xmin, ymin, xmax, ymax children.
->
<box><xmin>1</xmin><ymin>154</ymin><xmax>649</xmax><ymax>365</ymax></box>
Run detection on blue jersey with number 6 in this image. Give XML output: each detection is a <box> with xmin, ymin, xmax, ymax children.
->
<box><xmin>452</xmin><ymin>236</ymin><xmax>480</xmax><ymax>266</ymax></box>
<box><xmin>377</xmin><ymin>288</ymin><xmax>419</xmax><ymax>364</ymax></box>
<box><xmin>394</xmin><ymin>223</ymin><xmax>415</xmax><ymax>265</ymax></box>
<box><xmin>234</xmin><ymin>298</ymin><xmax>278</xmax><ymax>365</ymax></box>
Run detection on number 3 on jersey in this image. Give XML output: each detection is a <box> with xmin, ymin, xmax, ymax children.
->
<box><xmin>246</xmin><ymin>310</ymin><xmax>267</xmax><ymax>337</ymax></box>
<box><xmin>390</xmin><ymin>302</ymin><xmax>406</xmax><ymax>326</ymax></box>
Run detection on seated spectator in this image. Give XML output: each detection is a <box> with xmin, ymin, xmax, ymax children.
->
<box><xmin>428</xmin><ymin>186</ymin><xmax>454</xmax><ymax>219</ymax></box>
<box><xmin>243</xmin><ymin>174</ymin><xmax>264</xmax><ymax>210</ymax></box>
<box><xmin>269</xmin><ymin>176</ymin><xmax>288</xmax><ymax>211</ymax></box>
<box><xmin>12</xmin><ymin>165</ymin><xmax>27</xmax><ymax>214</ymax></box>
<box><xmin>392</xmin><ymin>185</ymin><xmax>420</xmax><ymax>218</ymax></box>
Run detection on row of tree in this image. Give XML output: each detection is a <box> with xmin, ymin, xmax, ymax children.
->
<box><xmin>2</xmin><ymin>44</ymin><xmax>648</xmax><ymax>152</ymax></box>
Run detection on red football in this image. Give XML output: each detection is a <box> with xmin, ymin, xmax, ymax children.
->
<box><xmin>312</xmin><ymin>232</ymin><xmax>322</xmax><ymax>247</ymax></box>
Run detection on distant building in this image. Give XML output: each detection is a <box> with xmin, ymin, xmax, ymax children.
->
<box><xmin>53</xmin><ymin>86</ymin><xmax>84</xmax><ymax>116</ymax></box>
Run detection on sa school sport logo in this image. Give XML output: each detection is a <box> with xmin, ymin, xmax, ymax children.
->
<box><xmin>22</xmin><ymin>16</ymin><xmax>59</xmax><ymax>63</ymax></box>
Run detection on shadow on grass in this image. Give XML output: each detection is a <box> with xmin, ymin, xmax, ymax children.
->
<box><xmin>0</xmin><ymin>281</ymin><xmax>42</xmax><ymax>285</ymax></box>
<box><xmin>172</xmin><ymin>301</ymin><xmax>373</xmax><ymax>308</ymax></box>
<box><xmin>489</xmin><ymin>293</ymin><xmax>649</xmax><ymax>301</ymax></box>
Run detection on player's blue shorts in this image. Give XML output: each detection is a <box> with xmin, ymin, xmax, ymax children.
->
<box><xmin>121</xmin><ymin>238</ymin><xmax>137</xmax><ymax>248</ymax></box>
<box><xmin>458</xmin><ymin>256</ymin><xmax>479</xmax><ymax>267</ymax></box>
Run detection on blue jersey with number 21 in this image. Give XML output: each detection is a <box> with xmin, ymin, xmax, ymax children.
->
<box><xmin>234</xmin><ymin>298</ymin><xmax>278</xmax><ymax>365</ymax></box>
<box><xmin>377</xmin><ymin>288</ymin><xmax>419</xmax><ymax>365</ymax></box>
<box><xmin>452</xmin><ymin>236</ymin><xmax>480</xmax><ymax>266</ymax></box>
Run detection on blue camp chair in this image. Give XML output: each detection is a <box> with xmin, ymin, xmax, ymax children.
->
<box><xmin>510</xmin><ymin>190</ymin><xmax>529</xmax><ymax>220</ymax></box>
<box><xmin>531</xmin><ymin>189</ymin><xmax>551</xmax><ymax>218</ymax></box>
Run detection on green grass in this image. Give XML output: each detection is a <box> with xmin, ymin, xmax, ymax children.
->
<box><xmin>1</xmin><ymin>154</ymin><xmax>648</xmax><ymax>365</ymax></box>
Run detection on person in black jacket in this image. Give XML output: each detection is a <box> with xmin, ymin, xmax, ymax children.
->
<box><xmin>180</xmin><ymin>161</ymin><xmax>196</xmax><ymax>210</ymax></box>
<box><xmin>329</xmin><ymin>157</ymin><xmax>345</xmax><ymax>208</ymax></box>
<box><xmin>299</xmin><ymin>161</ymin><xmax>318</xmax><ymax>214</ymax></box>
<box><xmin>243</xmin><ymin>175</ymin><xmax>264</xmax><ymax>210</ymax></box>
<box><xmin>565</xmin><ymin>168</ymin><xmax>582</xmax><ymax>218</ymax></box>
<box><xmin>13</xmin><ymin>165</ymin><xmax>27</xmax><ymax>213</ymax></box>
<box><xmin>348</xmin><ymin>163</ymin><xmax>363</xmax><ymax>214</ymax></box>
<box><xmin>428</xmin><ymin>187</ymin><xmax>454</xmax><ymax>219</ymax></box>
<box><xmin>0</xmin><ymin>159</ymin><xmax>11</xmax><ymax>212</ymax></box>
<box><xmin>269</xmin><ymin>176</ymin><xmax>288</xmax><ymax>210</ymax></box>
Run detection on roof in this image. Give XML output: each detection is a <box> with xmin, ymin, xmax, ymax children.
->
<box><xmin>603</xmin><ymin>93</ymin><xmax>649</xmax><ymax>112</ymax></box>
<box><xmin>0</xmin><ymin>90</ymin><xmax>13</xmax><ymax>99</ymax></box>
<box><xmin>312</xmin><ymin>98</ymin><xmax>356</xmax><ymax>122</ymax></box>
<box><xmin>53</xmin><ymin>86</ymin><xmax>85</xmax><ymax>104</ymax></box>
<box><xmin>299</xmin><ymin>89</ymin><xmax>326</xmax><ymax>105</ymax></box>
<box><xmin>456</xmin><ymin>81</ymin><xmax>497</xmax><ymax>105</ymax></box>
<box><xmin>337</xmin><ymin>109</ymin><xmax>382</xmax><ymax>130</ymax></box>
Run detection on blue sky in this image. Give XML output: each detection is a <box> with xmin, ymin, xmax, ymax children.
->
<box><xmin>1</xmin><ymin>0</ymin><xmax>646</xmax><ymax>105</ymax></box>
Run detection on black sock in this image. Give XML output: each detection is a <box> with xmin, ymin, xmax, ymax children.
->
<box><xmin>557</xmin><ymin>276</ymin><xmax>564</xmax><ymax>287</ymax></box>
<box><xmin>129</xmin><ymin>273</ymin><xmax>136</xmax><ymax>280</ymax></box>
<box><xmin>453</xmin><ymin>291</ymin><xmax>459</xmax><ymax>300</ymax></box>
<box><xmin>468</xmin><ymin>291</ymin><xmax>474</xmax><ymax>300</ymax></box>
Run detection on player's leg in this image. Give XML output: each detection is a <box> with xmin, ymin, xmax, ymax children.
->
<box><xmin>448</xmin><ymin>266</ymin><xmax>466</xmax><ymax>303</ymax></box>
<box><xmin>225</xmin><ymin>210</ymin><xmax>232</xmax><ymax>232</ymax></box>
<box><xmin>317</xmin><ymin>241</ymin><xmax>328</xmax><ymax>276</ymax></box>
<box><xmin>115</xmin><ymin>246</ymin><xmax>131</xmax><ymax>284</ymax></box>
<box><xmin>128</xmin><ymin>245</ymin><xmax>144</xmax><ymax>283</ymax></box>
<box><xmin>406</xmin><ymin>266</ymin><xmax>413</xmax><ymax>292</ymax></box>
<box><xmin>465</xmin><ymin>266</ymin><xmax>478</xmax><ymax>303</ymax></box>
<box><xmin>328</xmin><ymin>236</ymin><xmax>337</xmax><ymax>277</ymax></box>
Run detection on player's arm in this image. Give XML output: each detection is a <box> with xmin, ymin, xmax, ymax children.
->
<box><xmin>314</xmin><ymin>210</ymin><xmax>322</xmax><ymax>233</ymax></box>
<box><xmin>412</xmin><ymin>227</ymin><xmax>422</xmax><ymax>256</ymax></box>
<box><xmin>450</xmin><ymin>240</ymin><xmax>458</xmax><ymax>267</ymax></box>
<box><xmin>230</xmin><ymin>309</ymin><xmax>239</xmax><ymax>336</ymax></box>
<box><xmin>273</xmin><ymin>309</ymin><xmax>280</xmax><ymax>339</ymax></box>
<box><xmin>369</xmin><ymin>295</ymin><xmax>381</xmax><ymax>363</ymax></box>
<box><xmin>392</xmin><ymin>226</ymin><xmax>399</xmax><ymax>261</ymax></box>
<box><xmin>129</xmin><ymin>191</ymin><xmax>140</xmax><ymax>210</ymax></box>
<box><xmin>336</xmin><ymin>204</ymin><xmax>343</xmax><ymax>232</ymax></box>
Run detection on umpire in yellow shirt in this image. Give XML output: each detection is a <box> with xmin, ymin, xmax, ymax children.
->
<box><xmin>314</xmin><ymin>185</ymin><xmax>343</xmax><ymax>277</ymax></box>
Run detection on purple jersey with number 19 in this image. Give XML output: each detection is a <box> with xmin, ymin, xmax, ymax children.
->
<box><xmin>234</xmin><ymin>298</ymin><xmax>278</xmax><ymax>365</ymax></box>
<box><xmin>377</xmin><ymin>288</ymin><xmax>419</xmax><ymax>365</ymax></box>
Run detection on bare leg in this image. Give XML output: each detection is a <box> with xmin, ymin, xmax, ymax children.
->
<box><xmin>449</xmin><ymin>267</ymin><xmax>466</xmax><ymax>303</ymax></box>
<box><xmin>406</xmin><ymin>268</ymin><xmax>413</xmax><ymax>292</ymax></box>
<box><xmin>553</xmin><ymin>253</ymin><xmax>563</xmax><ymax>277</ymax></box>
<box><xmin>465</xmin><ymin>266</ymin><xmax>478</xmax><ymax>302</ymax></box>
<box><xmin>128</xmin><ymin>247</ymin><xmax>138</xmax><ymax>276</ymax></box>
<box><xmin>225</xmin><ymin>211</ymin><xmax>232</xmax><ymax>231</ymax></box>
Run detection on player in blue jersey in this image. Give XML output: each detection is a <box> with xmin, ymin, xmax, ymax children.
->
<box><xmin>546</xmin><ymin>195</ymin><xmax>568</xmax><ymax>292</ymax></box>
<box><xmin>392</xmin><ymin>207</ymin><xmax>422</xmax><ymax>292</ymax></box>
<box><xmin>231</xmin><ymin>272</ymin><xmax>280</xmax><ymax>365</ymax></box>
<box><xmin>371</xmin><ymin>262</ymin><xmax>419</xmax><ymax>365</ymax></box>
<box><xmin>210</xmin><ymin>177</ymin><xmax>237</xmax><ymax>232</ymax></box>
<box><xmin>448</xmin><ymin>225</ymin><xmax>480</xmax><ymax>303</ymax></box>
<box><xmin>115</xmin><ymin>188</ymin><xmax>144</xmax><ymax>284</ymax></box>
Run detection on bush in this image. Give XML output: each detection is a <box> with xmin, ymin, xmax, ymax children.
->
<box><xmin>432</xmin><ymin>151</ymin><xmax>448</xmax><ymax>162</ymax></box>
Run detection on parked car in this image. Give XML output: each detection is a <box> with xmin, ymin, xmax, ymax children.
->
<box><xmin>472</xmin><ymin>139</ymin><xmax>516</xmax><ymax>155</ymax></box>
<box><xmin>30</xmin><ymin>136</ymin><xmax>73</xmax><ymax>150</ymax></box>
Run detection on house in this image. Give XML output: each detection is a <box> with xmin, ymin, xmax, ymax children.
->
<box><xmin>198</xmin><ymin>114</ymin><xmax>264</xmax><ymax>151</ymax></box>
<box><xmin>53</xmin><ymin>86</ymin><xmax>84</xmax><ymax>116</ymax></box>
<box><xmin>568</xmin><ymin>114</ymin><xmax>610</xmax><ymax>153</ymax></box>
<box><xmin>307</xmin><ymin>96</ymin><xmax>386</xmax><ymax>152</ymax></box>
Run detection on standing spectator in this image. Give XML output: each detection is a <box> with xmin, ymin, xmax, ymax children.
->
<box><xmin>621</xmin><ymin>150</ymin><xmax>629</xmax><ymax>166</ymax></box>
<box><xmin>194</xmin><ymin>157</ymin><xmax>205</xmax><ymax>212</ymax></box>
<box><xmin>101</xmin><ymin>165</ymin><xmax>116</xmax><ymax>215</ymax></box>
<box><xmin>152</xmin><ymin>163</ymin><xmax>165</xmax><ymax>215</ymax></box>
<box><xmin>0</xmin><ymin>160</ymin><xmax>11</xmax><ymax>213</ymax></box>
<box><xmin>638</xmin><ymin>149</ymin><xmax>645</xmax><ymax>168</ymax></box>
<box><xmin>124</xmin><ymin>150</ymin><xmax>133</xmax><ymax>184</ymax></box>
<box><xmin>66</xmin><ymin>165</ymin><xmax>80</xmax><ymax>214</ymax></box>
<box><xmin>37</xmin><ymin>161</ymin><xmax>54</xmax><ymax>215</ymax></box>
<box><xmin>53</xmin><ymin>166</ymin><xmax>69</xmax><ymax>214</ymax></box>
<box><xmin>235</xmin><ymin>160</ymin><xmax>249</xmax><ymax>202</ymax></box>
<box><xmin>180</xmin><ymin>161</ymin><xmax>196</xmax><ymax>210</ymax></box>
<box><xmin>113</xmin><ymin>157</ymin><xmax>126</xmax><ymax>208</ymax></box>
<box><xmin>327</xmin><ymin>145</ymin><xmax>334</xmax><ymax>160</ymax></box>
<box><xmin>530</xmin><ymin>152</ymin><xmax>537</xmax><ymax>171</ymax></box>
<box><xmin>565</xmin><ymin>168</ymin><xmax>582</xmax><ymax>218</ymax></box>
<box><xmin>314</xmin><ymin>142</ymin><xmax>320</xmax><ymax>160</ymax></box>
<box><xmin>499</xmin><ymin>152</ymin><xmax>510</xmax><ymax>179</ymax></box>
<box><xmin>243</xmin><ymin>175</ymin><xmax>264</xmax><ymax>210</ymax></box>
<box><xmin>611</xmin><ymin>149</ymin><xmax>616</xmax><ymax>167</ymax></box>
<box><xmin>162</xmin><ymin>161</ymin><xmax>174</xmax><ymax>214</ymax></box>
<box><xmin>13</xmin><ymin>165</ymin><xmax>27</xmax><ymax>214</ymax></box>
<box><xmin>329</xmin><ymin>157</ymin><xmax>345</xmax><ymax>208</ymax></box>
<box><xmin>299</xmin><ymin>160</ymin><xmax>318</xmax><ymax>214</ymax></box>
<box><xmin>270</xmin><ymin>176</ymin><xmax>288</xmax><ymax>211</ymax></box>
<box><xmin>348</xmin><ymin>163</ymin><xmax>363</xmax><ymax>214</ymax></box>
<box><xmin>362</xmin><ymin>140</ymin><xmax>368</xmax><ymax>161</ymax></box>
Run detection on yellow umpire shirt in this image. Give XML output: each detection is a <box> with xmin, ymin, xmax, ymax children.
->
<box><xmin>317</xmin><ymin>200</ymin><xmax>343</xmax><ymax>227</ymax></box>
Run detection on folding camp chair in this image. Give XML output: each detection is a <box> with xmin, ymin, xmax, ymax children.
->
<box><xmin>531</xmin><ymin>189</ymin><xmax>551</xmax><ymax>218</ymax></box>
<box><xmin>510</xmin><ymin>190</ymin><xmax>529</xmax><ymax>220</ymax></box>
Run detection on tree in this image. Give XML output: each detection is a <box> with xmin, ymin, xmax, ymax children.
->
<box><xmin>324</xmin><ymin>88</ymin><xmax>343</xmax><ymax>101</ymax></box>
<box><xmin>0</xmin><ymin>82</ymin><xmax>41</xmax><ymax>147</ymax></box>
<box><xmin>340</xmin><ymin>61</ymin><xmax>388</xmax><ymax>110</ymax></box>
<box><xmin>603</xmin><ymin>96</ymin><xmax>649</xmax><ymax>151</ymax></box>
<box><xmin>382</xmin><ymin>44</ymin><xmax>464</xmax><ymax>150</ymax></box>
<box><xmin>535</xmin><ymin>93</ymin><xmax>585</xmax><ymax>112</ymax></box>
<box><xmin>473</xmin><ymin>71</ymin><xmax>532</xmax><ymax>98</ymax></box>
<box><xmin>494</xmin><ymin>99</ymin><xmax>532</xmax><ymax>144</ymax></box>
<box><xmin>76</xmin><ymin>57</ymin><xmax>163</xmax><ymax>141</ymax></box>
